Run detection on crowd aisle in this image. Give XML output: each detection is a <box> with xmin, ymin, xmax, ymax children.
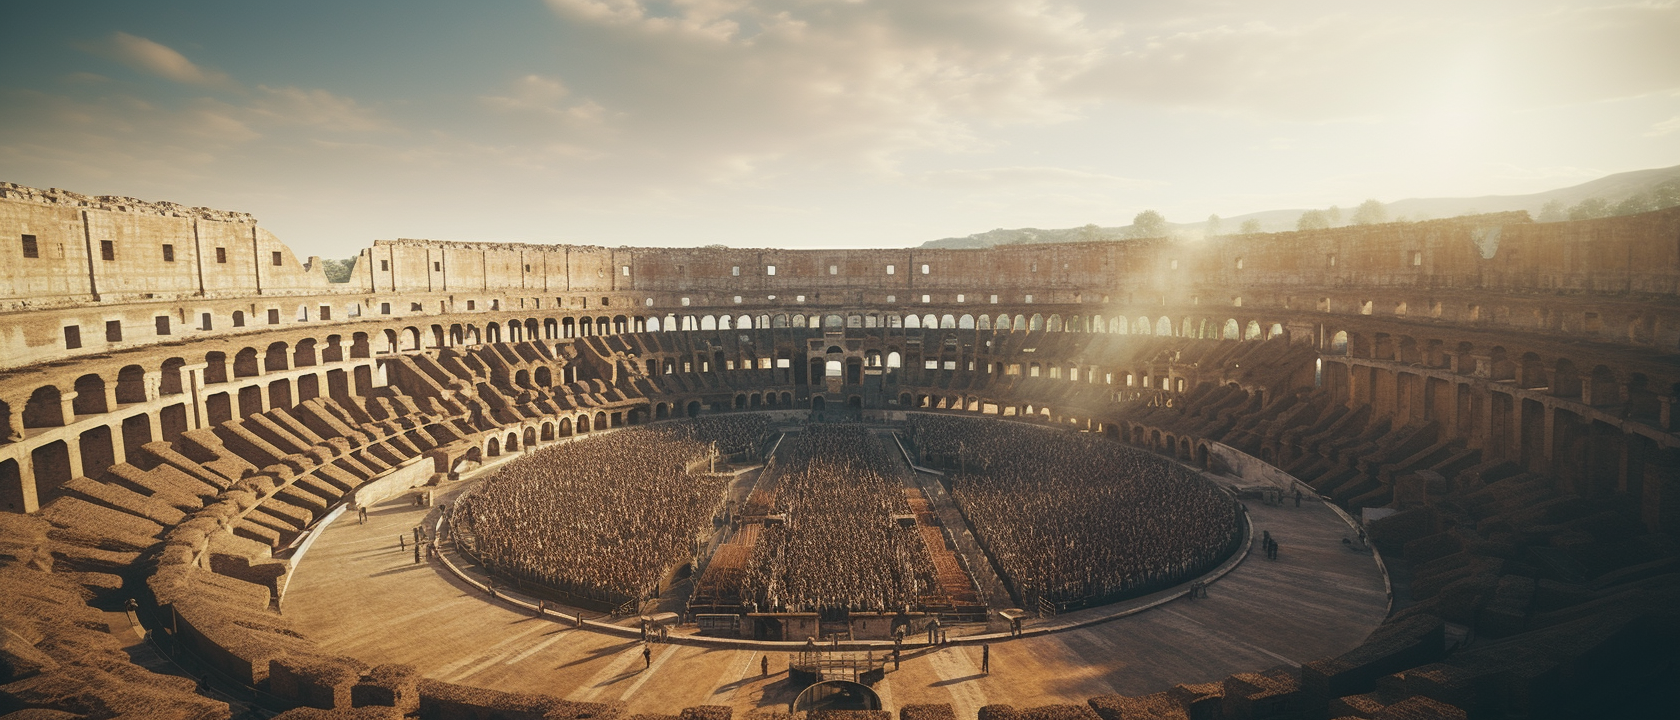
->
<box><xmin>742</xmin><ymin>425</ymin><xmax>942</xmax><ymax>612</ymax></box>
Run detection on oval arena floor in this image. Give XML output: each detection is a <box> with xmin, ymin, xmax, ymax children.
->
<box><xmin>283</xmin><ymin>468</ymin><xmax>1389</xmax><ymax>715</ymax></box>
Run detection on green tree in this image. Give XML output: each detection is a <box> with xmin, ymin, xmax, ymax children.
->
<box><xmin>1613</xmin><ymin>193</ymin><xmax>1654</xmax><ymax>216</ymax></box>
<box><xmin>1326</xmin><ymin>205</ymin><xmax>1343</xmax><ymax>227</ymax></box>
<box><xmin>1537</xmin><ymin>199</ymin><xmax>1566</xmax><ymax>223</ymax></box>
<box><xmin>1239</xmin><ymin>218</ymin><xmax>1263</xmax><ymax>234</ymax></box>
<box><xmin>1204</xmin><ymin>214</ymin><xmax>1222</xmax><ymax>237</ymax></box>
<box><xmin>1567</xmin><ymin>197</ymin><xmax>1611</xmax><ymax>221</ymax></box>
<box><xmin>1350</xmin><ymin>199</ymin><xmax>1388</xmax><ymax>225</ymax></box>
<box><xmin>1297</xmin><ymin>209</ymin><xmax>1330</xmax><ymax>231</ymax></box>
<box><xmin>1130</xmin><ymin>210</ymin><xmax>1168</xmax><ymax>239</ymax></box>
<box><xmin>320</xmin><ymin>256</ymin><xmax>358</xmax><ymax>283</ymax></box>
<box><xmin>1653</xmin><ymin>179</ymin><xmax>1680</xmax><ymax>210</ymax></box>
<box><xmin>1076</xmin><ymin>223</ymin><xmax>1103</xmax><ymax>242</ymax></box>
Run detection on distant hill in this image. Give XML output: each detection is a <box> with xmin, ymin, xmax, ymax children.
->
<box><xmin>921</xmin><ymin>163</ymin><xmax>1680</xmax><ymax>248</ymax></box>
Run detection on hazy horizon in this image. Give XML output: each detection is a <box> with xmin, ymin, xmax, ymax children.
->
<box><xmin>3</xmin><ymin>1</ymin><xmax>1678</xmax><ymax>258</ymax></box>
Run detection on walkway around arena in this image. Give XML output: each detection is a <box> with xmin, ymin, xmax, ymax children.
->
<box><xmin>282</xmin><ymin>452</ymin><xmax>1389</xmax><ymax>715</ymax></box>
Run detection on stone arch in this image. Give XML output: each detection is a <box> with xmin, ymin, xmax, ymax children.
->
<box><xmin>1047</xmin><ymin>315</ymin><xmax>1062</xmax><ymax>332</ymax></box>
<box><xmin>1030</xmin><ymin>314</ymin><xmax>1044</xmax><ymax>331</ymax></box>
<box><xmin>70</xmin><ymin>374</ymin><xmax>106</xmax><ymax>416</ymax></box>
<box><xmin>523</xmin><ymin>426</ymin><xmax>537</xmax><ymax>448</ymax></box>
<box><xmin>230</xmin><ymin>347</ymin><xmax>258</xmax><ymax>378</ymax></box>
<box><xmin>1157</xmin><ymin>317</ymin><xmax>1174</xmax><ymax>336</ymax></box>
<box><xmin>1222</xmin><ymin>319</ymin><xmax>1239</xmax><ymax>340</ymax></box>
<box><xmin>115</xmin><ymin>365</ymin><xmax>147</xmax><ymax>405</ymax></box>
<box><xmin>1330</xmin><ymin>331</ymin><xmax>1349</xmax><ymax>354</ymax></box>
<box><xmin>686</xmin><ymin>401</ymin><xmax>701</xmax><ymax>418</ymax></box>
<box><xmin>1245</xmin><ymin>320</ymin><xmax>1262</xmax><ymax>341</ymax></box>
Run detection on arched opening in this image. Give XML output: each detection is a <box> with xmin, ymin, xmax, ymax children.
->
<box><xmin>487</xmin><ymin>437</ymin><xmax>501</xmax><ymax>457</ymax></box>
<box><xmin>72</xmin><ymin>374</ymin><xmax>107</xmax><ymax>416</ymax></box>
<box><xmin>234</xmin><ymin>348</ymin><xmax>260</xmax><ymax>377</ymax></box>
<box><xmin>265</xmin><ymin>341</ymin><xmax>290</xmax><ymax>372</ymax></box>
<box><xmin>686</xmin><ymin>401</ymin><xmax>701</xmax><ymax>418</ymax></box>
<box><xmin>24</xmin><ymin>386</ymin><xmax>64</xmax><ymax>428</ymax></box>
<box><xmin>812</xmin><ymin>396</ymin><xmax>826</xmax><ymax>411</ymax></box>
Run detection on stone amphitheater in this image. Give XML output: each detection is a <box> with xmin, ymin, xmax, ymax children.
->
<box><xmin>1</xmin><ymin>180</ymin><xmax>1677</xmax><ymax>720</ymax></box>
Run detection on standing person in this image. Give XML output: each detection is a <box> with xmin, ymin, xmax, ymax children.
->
<box><xmin>642</xmin><ymin>644</ymin><xmax>652</xmax><ymax>670</ymax></box>
<box><xmin>413</xmin><ymin>545</ymin><xmax>420</xmax><ymax>564</ymax></box>
<box><xmin>1272</xmin><ymin>542</ymin><xmax>1281</xmax><ymax>559</ymax></box>
<box><xmin>399</xmin><ymin>535</ymin><xmax>405</xmax><ymax>551</ymax></box>
<box><xmin>761</xmin><ymin>655</ymin><xmax>769</xmax><ymax>676</ymax></box>
<box><xmin>1294</xmin><ymin>489</ymin><xmax>1303</xmax><ymax>507</ymax></box>
<box><xmin>358</xmin><ymin>506</ymin><xmax>368</xmax><ymax>524</ymax></box>
<box><xmin>981</xmin><ymin>643</ymin><xmax>990</xmax><ymax>674</ymax></box>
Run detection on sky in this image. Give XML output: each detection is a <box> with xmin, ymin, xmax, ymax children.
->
<box><xmin>2</xmin><ymin>0</ymin><xmax>1678</xmax><ymax>258</ymax></box>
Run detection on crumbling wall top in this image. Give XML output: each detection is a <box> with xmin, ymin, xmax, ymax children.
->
<box><xmin>0</xmin><ymin>181</ymin><xmax>257</xmax><ymax>224</ymax></box>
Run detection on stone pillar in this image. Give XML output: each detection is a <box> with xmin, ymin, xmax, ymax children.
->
<box><xmin>102</xmin><ymin>383</ymin><xmax>119</xmax><ymax>414</ymax></box>
<box><xmin>60</xmin><ymin>390</ymin><xmax>79</xmax><ymax>425</ymax></box>
<box><xmin>65</xmin><ymin>436</ymin><xmax>84</xmax><ymax>480</ymax></box>
<box><xmin>1473</xmin><ymin>381</ymin><xmax>1493</xmax><ymax>453</ymax></box>
<box><xmin>107</xmin><ymin>421</ymin><xmax>126</xmax><ymax>470</ymax></box>
<box><xmin>1507</xmin><ymin>392</ymin><xmax>1524</xmax><ymax>463</ymax></box>
<box><xmin>184</xmin><ymin>363</ymin><xmax>209</xmax><ymax>431</ymax></box>
<box><xmin>2</xmin><ymin>393</ymin><xmax>24</xmax><ymax>442</ymax></box>
<box><xmin>1542</xmin><ymin>401</ymin><xmax>1557</xmax><ymax>461</ymax></box>
<box><xmin>143</xmin><ymin>371</ymin><xmax>163</xmax><ymax>402</ymax></box>
<box><xmin>16</xmin><ymin>458</ymin><xmax>38</xmax><ymax>513</ymax></box>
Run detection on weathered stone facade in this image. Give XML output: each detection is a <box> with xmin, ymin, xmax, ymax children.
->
<box><xmin>2</xmin><ymin>182</ymin><xmax>1678</xmax><ymax>718</ymax></box>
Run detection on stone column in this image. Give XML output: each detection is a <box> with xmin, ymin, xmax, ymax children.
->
<box><xmin>1542</xmin><ymin>401</ymin><xmax>1557</xmax><ymax>461</ymax></box>
<box><xmin>184</xmin><ymin>363</ymin><xmax>209</xmax><ymax>431</ymax></box>
<box><xmin>59</xmin><ymin>390</ymin><xmax>79</xmax><ymax>426</ymax></box>
<box><xmin>108</xmin><ymin>421</ymin><xmax>126</xmax><ymax>468</ymax></box>
<box><xmin>16</xmin><ymin>457</ymin><xmax>39</xmax><ymax>513</ymax></box>
<box><xmin>143</xmin><ymin>371</ymin><xmax>163</xmax><ymax>402</ymax></box>
<box><xmin>2</xmin><ymin>393</ymin><xmax>24</xmax><ymax>442</ymax></box>
<box><xmin>1507</xmin><ymin>391</ymin><xmax>1524</xmax><ymax>463</ymax></box>
<box><xmin>65</xmin><ymin>435</ymin><xmax>84</xmax><ymax>480</ymax></box>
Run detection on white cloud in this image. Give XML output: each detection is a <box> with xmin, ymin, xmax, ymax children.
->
<box><xmin>916</xmin><ymin>166</ymin><xmax>1152</xmax><ymax>188</ymax></box>
<box><xmin>1649</xmin><ymin>114</ymin><xmax>1680</xmax><ymax>137</ymax></box>
<box><xmin>248</xmin><ymin>86</ymin><xmax>391</xmax><ymax>133</ymax></box>
<box><xmin>97</xmin><ymin>32</ymin><xmax>236</xmax><ymax>89</ymax></box>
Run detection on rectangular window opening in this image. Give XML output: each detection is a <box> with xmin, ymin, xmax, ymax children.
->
<box><xmin>63</xmin><ymin>325</ymin><xmax>81</xmax><ymax>349</ymax></box>
<box><xmin>21</xmin><ymin>235</ymin><xmax>39</xmax><ymax>258</ymax></box>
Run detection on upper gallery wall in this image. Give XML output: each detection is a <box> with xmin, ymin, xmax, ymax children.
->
<box><xmin>3</xmin><ymin>181</ymin><xmax>1680</xmax><ymax>371</ymax></box>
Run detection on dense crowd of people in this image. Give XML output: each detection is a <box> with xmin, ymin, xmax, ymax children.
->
<box><xmin>674</xmin><ymin>414</ymin><xmax>772</xmax><ymax>458</ymax></box>
<box><xmin>452</xmin><ymin>415</ymin><xmax>771</xmax><ymax>603</ymax></box>
<box><xmin>908</xmin><ymin>415</ymin><xmax>1240</xmax><ymax>606</ymax></box>
<box><xmin>741</xmin><ymin>424</ymin><xmax>940</xmax><ymax>613</ymax></box>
